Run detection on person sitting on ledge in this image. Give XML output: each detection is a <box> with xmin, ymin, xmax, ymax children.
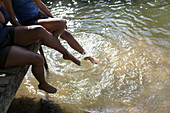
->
<box><xmin>2</xmin><ymin>0</ymin><xmax>99</xmax><ymax>64</ymax></box>
<box><xmin>0</xmin><ymin>2</ymin><xmax>81</xmax><ymax>93</ymax></box>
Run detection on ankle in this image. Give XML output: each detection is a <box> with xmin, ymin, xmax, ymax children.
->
<box><xmin>82</xmin><ymin>51</ymin><xmax>86</xmax><ymax>55</ymax></box>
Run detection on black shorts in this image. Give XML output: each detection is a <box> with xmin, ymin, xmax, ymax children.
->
<box><xmin>0</xmin><ymin>27</ymin><xmax>15</xmax><ymax>68</ymax></box>
<box><xmin>20</xmin><ymin>12</ymin><xmax>49</xmax><ymax>26</ymax></box>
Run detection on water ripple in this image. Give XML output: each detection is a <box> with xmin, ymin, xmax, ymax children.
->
<box><xmin>20</xmin><ymin>0</ymin><xmax>170</xmax><ymax>112</ymax></box>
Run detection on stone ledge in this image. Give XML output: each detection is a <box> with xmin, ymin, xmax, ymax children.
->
<box><xmin>0</xmin><ymin>42</ymin><xmax>41</xmax><ymax>113</ymax></box>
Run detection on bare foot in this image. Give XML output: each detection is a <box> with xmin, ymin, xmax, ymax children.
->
<box><xmin>63</xmin><ymin>53</ymin><xmax>81</xmax><ymax>66</ymax></box>
<box><xmin>84</xmin><ymin>56</ymin><xmax>99</xmax><ymax>64</ymax></box>
<box><xmin>0</xmin><ymin>73</ymin><xmax>5</xmax><ymax>76</ymax></box>
<box><xmin>38</xmin><ymin>83</ymin><xmax>57</xmax><ymax>93</ymax></box>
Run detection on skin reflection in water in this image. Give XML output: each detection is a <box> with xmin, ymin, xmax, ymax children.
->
<box><xmin>9</xmin><ymin>0</ymin><xmax>170</xmax><ymax>112</ymax></box>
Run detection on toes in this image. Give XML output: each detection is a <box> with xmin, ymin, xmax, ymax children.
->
<box><xmin>84</xmin><ymin>56</ymin><xmax>99</xmax><ymax>64</ymax></box>
<box><xmin>38</xmin><ymin>84</ymin><xmax>57</xmax><ymax>93</ymax></box>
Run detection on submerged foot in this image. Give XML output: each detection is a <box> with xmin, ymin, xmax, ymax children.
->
<box><xmin>38</xmin><ymin>83</ymin><xmax>57</xmax><ymax>93</ymax></box>
<box><xmin>63</xmin><ymin>53</ymin><xmax>81</xmax><ymax>66</ymax></box>
<box><xmin>84</xmin><ymin>56</ymin><xmax>99</xmax><ymax>64</ymax></box>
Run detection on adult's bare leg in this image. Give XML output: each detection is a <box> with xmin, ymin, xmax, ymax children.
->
<box><xmin>39</xmin><ymin>46</ymin><xmax>49</xmax><ymax>70</ymax></box>
<box><xmin>60</xmin><ymin>29</ymin><xmax>85</xmax><ymax>54</ymax></box>
<box><xmin>5</xmin><ymin>46</ymin><xmax>57</xmax><ymax>93</ymax></box>
<box><xmin>13</xmin><ymin>25</ymin><xmax>81</xmax><ymax>65</ymax></box>
<box><xmin>36</xmin><ymin>20</ymin><xmax>98</xmax><ymax>64</ymax></box>
<box><xmin>35</xmin><ymin>18</ymin><xmax>66</xmax><ymax>37</ymax></box>
<box><xmin>36</xmin><ymin>18</ymin><xmax>66</xmax><ymax>69</ymax></box>
<box><xmin>36</xmin><ymin>18</ymin><xmax>65</xmax><ymax>68</ymax></box>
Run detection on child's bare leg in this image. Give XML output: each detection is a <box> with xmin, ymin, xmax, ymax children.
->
<box><xmin>5</xmin><ymin>46</ymin><xmax>57</xmax><ymax>93</ymax></box>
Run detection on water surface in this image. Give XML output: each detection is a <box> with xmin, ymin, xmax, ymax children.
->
<box><xmin>11</xmin><ymin>0</ymin><xmax>170</xmax><ymax>112</ymax></box>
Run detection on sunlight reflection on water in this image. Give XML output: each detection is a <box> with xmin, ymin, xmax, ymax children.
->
<box><xmin>14</xmin><ymin>0</ymin><xmax>170</xmax><ymax>112</ymax></box>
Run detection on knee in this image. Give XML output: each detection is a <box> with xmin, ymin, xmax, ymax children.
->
<box><xmin>63</xmin><ymin>19</ymin><xmax>67</xmax><ymax>24</ymax></box>
<box><xmin>33</xmin><ymin>25</ymin><xmax>46</xmax><ymax>33</ymax></box>
<box><xmin>59</xmin><ymin>19</ymin><xmax>67</xmax><ymax>30</ymax></box>
<box><xmin>33</xmin><ymin>25</ymin><xmax>47</xmax><ymax>37</ymax></box>
<box><xmin>33</xmin><ymin>54</ymin><xmax>44</xmax><ymax>65</ymax></box>
<box><xmin>32</xmin><ymin>25</ymin><xmax>44</xmax><ymax>30</ymax></box>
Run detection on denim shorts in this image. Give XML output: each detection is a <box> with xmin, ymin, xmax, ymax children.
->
<box><xmin>20</xmin><ymin>12</ymin><xmax>49</xmax><ymax>26</ymax></box>
<box><xmin>0</xmin><ymin>27</ymin><xmax>15</xmax><ymax>68</ymax></box>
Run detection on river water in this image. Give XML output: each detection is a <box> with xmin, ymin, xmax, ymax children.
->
<box><xmin>9</xmin><ymin>0</ymin><xmax>170</xmax><ymax>113</ymax></box>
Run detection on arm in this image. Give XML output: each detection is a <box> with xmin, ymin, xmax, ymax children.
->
<box><xmin>0</xmin><ymin>11</ymin><xmax>5</xmax><ymax>23</ymax></box>
<box><xmin>1</xmin><ymin>0</ymin><xmax>21</xmax><ymax>26</ymax></box>
<box><xmin>33</xmin><ymin>0</ymin><xmax>54</xmax><ymax>18</ymax></box>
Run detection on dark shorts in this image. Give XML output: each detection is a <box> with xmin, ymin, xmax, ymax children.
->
<box><xmin>0</xmin><ymin>27</ymin><xmax>15</xmax><ymax>68</ymax></box>
<box><xmin>20</xmin><ymin>12</ymin><xmax>49</xmax><ymax>26</ymax></box>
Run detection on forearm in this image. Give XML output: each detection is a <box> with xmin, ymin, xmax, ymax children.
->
<box><xmin>10</xmin><ymin>18</ymin><xmax>21</xmax><ymax>26</ymax></box>
<box><xmin>39</xmin><ymin>5</ymin><xmax>53</xmax><ymax>18</ymax></box>
<box><xmin>1</xmin><ymin>0</ymin><xmax>21</xmax><ymax>26</ymax></box>
<box><xmin>34</xmin><ymin>0</ymin><xmax>54</xmax><ymax>18</ymax></box>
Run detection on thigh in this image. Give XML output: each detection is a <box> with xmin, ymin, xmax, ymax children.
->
<box><xmin>5</xmin><ymin>46</ymin><xmax>40</xmax><ymax>68</ymax></box>
<box><xmin>36</xmin><ymin>18</ymin><xmax>66</xmax><ymax>32</ymax></box>
<box><xmin>0</xmin><ymin>46</ymin><xmax>11</xmax><ymax>68</ymax></box>
<box><xmin>13</xmin><ymin>25</ymin><xmax>43</xmax><ymax>46</ymax></box>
